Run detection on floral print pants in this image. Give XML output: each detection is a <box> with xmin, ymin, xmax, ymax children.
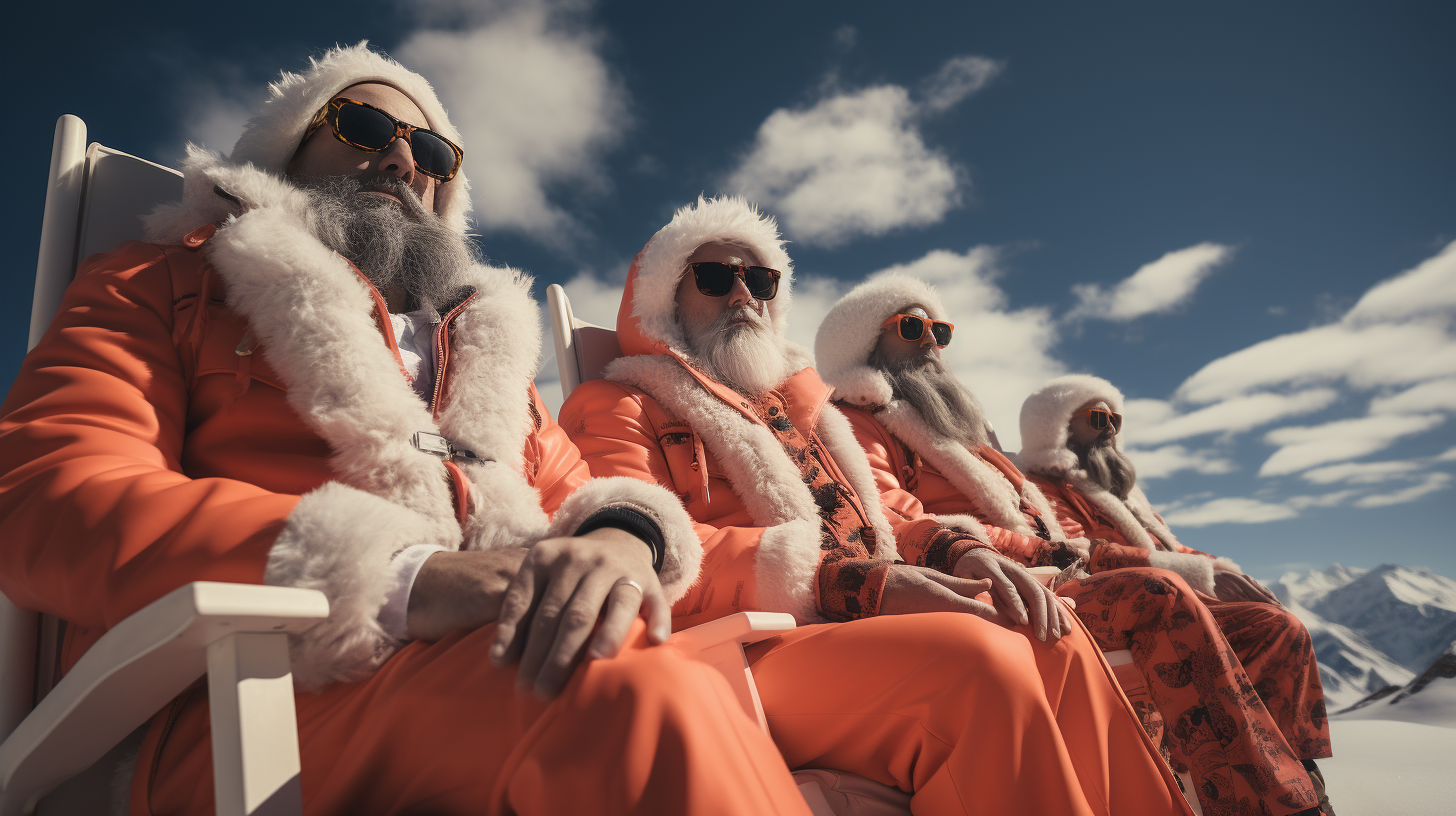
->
<box><xmin>1062</xmin><ymin>569</ymin><xmax>1328</xmax><ymax>816</ymax></box>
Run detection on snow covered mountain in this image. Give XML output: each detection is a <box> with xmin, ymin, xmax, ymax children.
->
<box><xmin>1272</xmin><ymin>563</ymin><xmax>1456</xmax><ymax>713</ymax></box>
<box><xmin>1339</xmin><ymin>641</ymin><xmax>1456</xmax><ymax>727</ymax></box>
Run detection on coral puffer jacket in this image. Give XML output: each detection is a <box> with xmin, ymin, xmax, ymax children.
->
<box><xmin>0</xmin><ymin>239</ymin><xmax>588</xmax><ymax>676</ymax></box>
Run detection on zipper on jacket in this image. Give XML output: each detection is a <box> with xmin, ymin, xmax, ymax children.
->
<box><xmin>430</xmin><ymin>293</ymin><xmax>478</xmax><ymax>419</ymax></box>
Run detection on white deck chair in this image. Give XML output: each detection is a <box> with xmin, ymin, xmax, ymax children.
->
<box><xmin>0</xmin><ymin>115</ymin><xmax>800</xmax><ymax>816</ymax></box>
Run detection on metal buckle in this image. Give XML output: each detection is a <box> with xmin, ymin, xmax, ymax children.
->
<box><xmin>412</xmin><ymin>432</ymin><xmax>490</xmax><ymax>465</ymax></box>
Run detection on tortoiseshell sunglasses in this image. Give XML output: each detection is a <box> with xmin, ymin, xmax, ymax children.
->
<box><xmin>303</xmin><ymin>96</ymin><xmax>464</xmax><ymax>182</ymax></box>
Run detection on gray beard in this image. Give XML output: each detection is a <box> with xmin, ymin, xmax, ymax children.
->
<box><xmin>868</xmin><ymin>348</ymin><xmax>989</xmax><ymax>448</ymax></box>
<box><xmin>295</xmin><ymin>173</ymin><xmax>476</xmax><ymax>312</ymax></box>
<box><xmin>1071</xmin><ymin>438</ymin><xmax>1138</xmax><ymax>500</ymax></box>
<box><xmin>680</xmin><ymin>305</ymin><xmax>788</xmax><ymax>396</ymax></box>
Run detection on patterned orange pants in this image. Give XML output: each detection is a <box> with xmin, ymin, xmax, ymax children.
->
<box><xmin>1061</xmin><ymin>569</ymin><xmax>1327</xmax><ymax>816</ymax></box>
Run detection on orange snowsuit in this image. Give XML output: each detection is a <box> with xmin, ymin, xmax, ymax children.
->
<box><xmin>0</xmin><ymin>233</ymin><xmax>811</xmax><ymax>815</ymax></box>
<box><xmin>558</xmin><ymin>243</ymin><xmax>1193</xmax><ymax>815</ymax></box>
<box><xmin>841</xmin><ymin>404</ymin><xmax>1329</xmax><ymax>814</ymax></box>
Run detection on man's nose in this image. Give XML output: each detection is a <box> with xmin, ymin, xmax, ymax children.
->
<box><xmin>919</xmin><ymin>332</ymin><xmax>936</xmax><ymax>349</ymax></box>
<box><xmin>727</xmin><ymin>275</ymin><xmax>753</xmax><ymax>308</ymax></box>
<box><xmin>375</xmin><ymin>136</ymin><xmax>416</xmax><ymax>185</ymax></box>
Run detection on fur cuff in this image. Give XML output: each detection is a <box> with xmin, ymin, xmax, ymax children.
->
<box><xmin>1147</xmin><ymin>550</ymin><xmax>1216</xmax><ymax>596</ymax></box>
<box><xmin>1213</xmin><ymin>556</ymin><xmax>1243</xmax><ymax>574</ymax></box>
<box><xmin>545</xmin><ymin>476</ymin><xmax>704</xmax><ymax>605</ymax></box>
<box><xmin>930</xmin><ymin>513</ymin><xmax>990</xmax><ymax>542</ymax></box>
<box><xmin>264</xmin><ymin>482</ymin><xmax>457</xmax><ymax>690</ymax></box>
<box><xmin>754</xmin><ymin>519</ymin><xmax>825</xmax><ymax>623</ymax></box>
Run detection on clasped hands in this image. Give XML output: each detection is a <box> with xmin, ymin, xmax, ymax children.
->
<box><xmin>879</xmin><ymin>548</ymin><xmax>1075</xmax><ymax>642</ymax></box>
<box><xmin>406</xmin><ymin>526</ymin><xmax>668</xmax><ymax>699</ymax></box>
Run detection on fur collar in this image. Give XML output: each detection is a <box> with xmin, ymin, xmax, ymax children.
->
<box><xmin>1055</xmin><ymin>475</ymin><xmax>1180</xmax><ymax>552</ymax></box>
<box><xmin>876</xmin><ymin>401</ymin><xmax>1068</xmax><ymax>542</ymax></box>
<box><xmin>605</xmin><ymin>351</ymin><xmax>898</xmax><ymax>622</ymax></box>
<box><xmin>155</xmin><ymin>152</ymin><xmax>549</xmax><ymax>551</ymax></box>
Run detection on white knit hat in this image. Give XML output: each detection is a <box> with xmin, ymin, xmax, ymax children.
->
<box><xmin>814</xmin><ymin>274</ymin><xmax>948</xmax><ymax>407</ymax></box>
<box><xmin>1017</xmin><ymin>375</ymin><xmax>1125</xmax><ymax>477</ymax></box>
<box><xmin>229</xmin><ymin>41</ymin><xmax>472</xmax><ymax>236</ymax></box>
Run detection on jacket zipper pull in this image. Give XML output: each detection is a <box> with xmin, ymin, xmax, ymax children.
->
<box><xmin>693</xmin><ymin>433</ymin><xmax>710</xmax><ymax>505</ymax></box>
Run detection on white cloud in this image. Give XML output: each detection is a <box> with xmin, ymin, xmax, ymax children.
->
<box><xmin>1125</xmin><ymin>445</ymin><xmax>1237</xmax><ymax>479</ymax></box>
<box><xmin>1353</xmin><ymin>472</ymin><xmax>1453</xmax><ymax>508</ymax></box>
<box><xmin>1160</xmin><ymin>497</ymin><xmax>1300</xmax><ymax>527</ymax></box>
<box><xmin>397</xmin><ymin>4</ymin><xmax>626</xmax><ymax>240</ymax></box>
<box><xmin>727</xmin><ymin>55</ymin><xmax>1003</xmax><ymax>248</ymax></box>
<box><xmin>1069</xmin><ymin>243</ymin><xmax>1233</xmax><ymax>322</ymax></box>
<box><xmin>919</xmin><ymin>56</ymin><xmax>1004</xmax><ymax>113</ymax></box>
<box><xmin>1259</xmin><ymin>413</ymin><xmax>1446</xmax><ymax>476</ymax></box>
<box><xmin>1129</xmin><ymin>388</ymin><xmax>1338</xmax><ymax>445</ymax></box>
<box><xmin>1301</xmin><ymin>459</ymin><xmax>1427</xmax><ymax>484</ymax></box>
<box><xmin>1369</xmin><ymin>378</ymin><xmax>1456</xmax><ymax>415</ymax></box>
<box><xmin>1344</xmin><ymin>239</ymin><xmax>1456</xmax><ymax>325</ymax></box>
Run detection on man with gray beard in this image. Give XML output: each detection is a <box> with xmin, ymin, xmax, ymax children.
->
<box><xmin>819</xmin><ymin>282</ymin><xmax>1336</xmax><ymax>816</ymax></box>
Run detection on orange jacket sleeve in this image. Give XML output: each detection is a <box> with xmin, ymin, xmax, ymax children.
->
<box><xmin>526</xmin><ymin>384</ymin><xmax>592</xmax><ymax>516</ymax></box>
<box><xmin>0</xmin><ymin>243</ymin><xmax>295</xmax><ymax>636</ymax></box>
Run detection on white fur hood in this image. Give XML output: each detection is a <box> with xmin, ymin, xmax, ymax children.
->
<box><xmin>814</xmin><ymin>273</ymin><xmax>949</xmax><ymax>408</ymax></box>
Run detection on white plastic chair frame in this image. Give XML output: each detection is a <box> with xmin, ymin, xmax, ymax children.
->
<box><xmin>0</xmin><ymin>116</ymin><xmax>798</xmax><ymax>816</ymax></box>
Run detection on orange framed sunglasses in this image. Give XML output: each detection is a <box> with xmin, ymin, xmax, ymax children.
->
<box><xmin>881</xmin><ymin>313</ymin><xmax>955</xmax><ymax>347</ymax></box>
<box><xmin>303</xmin><ymin>96</ymin><xmax>464</xmax><ymax>182</ymax></box>
<box><xmin>1077</xmin><ymin>407</ymin><xmax>1122</xmax><ymax>431</ymax></box>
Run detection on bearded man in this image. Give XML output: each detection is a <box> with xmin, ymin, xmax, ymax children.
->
<box><xmin>559</xmin><ymin>196</ymin><xmax>1196</xmax><ymax>816</ymax></box>
<box><xmin>0</xmin><ymin>44</ymin><xmax>819</xmax><ymax>815</ymax></box>
<box><xmin>813</xmin><ymin>273</ymin><xmax>1335</xmax><ymax>816</ymax></box>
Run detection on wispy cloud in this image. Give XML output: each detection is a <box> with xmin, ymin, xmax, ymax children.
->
<box><xmin>1069</xmin><ymin>243</ymin><xmax>1234</xmax><ymax>322</ymax></box>
<box><xmin>1161</xmin><ymin>496</ymin><xmax>1300</xmax><ymax>527</ymax></box>
<box><xmin>1353</xmin><ymin>472</ymin><xmax>1453</xmax><ymax>508</ymax></box>
<box><xmin>726</xmin><ymin>55</ymin><xmax>1003</xmax><ymax>247</ymax></box>
<box><xmin>1128</xmin><ymin>388</ymin><xmax>1338</xmax><ymax>446</ymax></box>
<box><xmin>1259</xmin><ymin>413</ymin><xmax>1446</xmax><ymax>476</ymax></box>
<box><xmin>1126</xmin><ymin>444</ymin><xmax>1237</xmax><ymax>479</ymax></box>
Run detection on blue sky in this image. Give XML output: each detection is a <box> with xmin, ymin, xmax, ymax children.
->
<box><xmin>3</xmin><ymin>1</ymin><xmax>1453</xmax><ymax>580</ymax></box>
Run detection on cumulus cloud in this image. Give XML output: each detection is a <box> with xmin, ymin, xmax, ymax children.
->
<box><xmin>397</xmin><ymin>2</ymin><xmax>627</xmax><ymax>240</ymax></box>
<box><xmin>1069</xmin><ymin>243</ymin><xmax>1233</xmax><ymax>322</ymax></box>
<box><xmin>1259</xmin><ymin>413</ymin><xmax>1446</xmax><ymax>476</ymax></box>
<box><xmin>726</xmin><ymin>54</ymin><xmax>1003</xmax><ymax>247</ymax></box>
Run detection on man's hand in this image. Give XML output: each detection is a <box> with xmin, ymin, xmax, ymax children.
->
<box><xmin>407</xmin><ymin>547</ymin><xmax>530</xmax><ymax>642</ymax></box>
<box><xmin>1213</xmin><ymin>570</ymin><xmax>1282</xmax><ymax>606</ymax></box>
<box><xmin>879</xmin><ymin>564</ymin><xmax>1001</xmax><ymax>621</ymax></box>
<box><xmin>489</xmin><ymin>527</ymin><xmax>671</xmax><ymax>699</ymax></box>
<box><xmin>952</xmin><ymin>548</ymin><xmax>1074</xmax><ymax>642</ymax></box>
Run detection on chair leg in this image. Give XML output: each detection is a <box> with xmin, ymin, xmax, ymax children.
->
<box><xmin>206</xmin><ymin>633</ymin><xmax>302</xmax><ymax>816</ymax></box>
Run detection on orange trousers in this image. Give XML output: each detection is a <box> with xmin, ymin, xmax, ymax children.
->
<box><xmin>133</xmin><ymin>621</ymin><xmax>813</xmax><ymax>816</ymax></box>
<box><xmin>745</xmin><ymin>612</ymin><xmax>1192</xmax><ymax>816</ymax></box>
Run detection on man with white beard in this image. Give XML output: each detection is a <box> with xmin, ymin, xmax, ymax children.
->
<box><xmin>0</xmin><ymin>44</ymin><xmax>821</xmax><ymax>815</ymax></box>
<box><xmin>560</xmin><ymin>196</ymin><xmax>1196</xmax><ymax>816</ymax></box>
<box><xmin>815</xmin><ymin>274</ymin><xmax>1335</xmax><ymax>816</ymax></box>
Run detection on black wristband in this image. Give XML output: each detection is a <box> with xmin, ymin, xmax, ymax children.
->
<box><xmin>575</xmin><ymin>506</ymin><xmax>665</xmax><ymax>573</ymax></box>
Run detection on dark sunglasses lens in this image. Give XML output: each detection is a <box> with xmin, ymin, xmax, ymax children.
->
<box><xmin>743</xmin><ymin>267</ymin><xmax>779</xmax><ymax>300</ymax></box>
<box><xmin>898</xmin><ymin>316</ymin><xmax>925</xmax><ymax>341</ymax></box>
<box><xmin>334</xmin><ymin>103</ymin><xmax>398</xmax><ymax>149</ymax></box>
<box><xmin>930</xmin><ymin>322</ymin><xmax>952</xmax><ymax>346</ymax></box>
<box><xmin>410</xmin><ymin>131</ymin><xmax>459</xmax><ymax>178</ymax></box>
<box><xmin>1089</xmin><ymin>411</ymin><xmax>1110</xmax><ymax>429</ymax></box>
<box><xmin>693</xmin><ymin>263</ymin><xmax>736</xmax><ymax>296</ymax></box>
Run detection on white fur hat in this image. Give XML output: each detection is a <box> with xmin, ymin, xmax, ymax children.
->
<box><xmin>1017</xmin><ymin>374</ymin><xmax>1125</xmax><ymax>476</ymax></box>
<box><xmin>814</xmin><ymin>274</ymin><xmax>948</xmax><ymax>407</ymax></box>
<box><xmin>228</xmin><ymin>41</ymin><xmax>472</xmax><ymax>236</ymax></box>
<box><xmin>629</xmin><ymin>195</ymin><xmax>794</xmax><ymax>354</ymax></box>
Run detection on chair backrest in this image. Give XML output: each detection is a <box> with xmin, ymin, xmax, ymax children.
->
<box><xmin>546</xmin><ymin>284</ymin><xmax>623</xmax><ymax>401</ymax></box>
<box><xmin>3</xmin><ymin>115</ymin><xmax>184</xmax><ymax>742</ymax></box>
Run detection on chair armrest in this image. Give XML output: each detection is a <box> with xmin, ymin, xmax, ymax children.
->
<box><xmin>671</xmin><ymin>612</ymin><xmax>795</xmax><ymax>733</ymax></box>
<box><xmin>0</xmin><ymin>582</ymin><xmax>326</xmax><ymax>816</ymax></box>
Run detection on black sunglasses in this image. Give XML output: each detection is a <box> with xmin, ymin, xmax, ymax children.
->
<box><xmin>304</xmin><ymin>97</ymin><xmax>464</xmax><ymax>182</ymax></box>
<box><xmin>687</xmin><ymin>262</ymin><xmax>781</xmax><ymax>300</ymax></box>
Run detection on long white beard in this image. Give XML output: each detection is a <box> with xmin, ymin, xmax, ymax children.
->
<box><xmin>870</xmin><ymin>350</ymin><xmax>989</xmax><ymax>447</ymax></box>
<box><xmin>682</xmin><ymin>307</ymin><xmax>789</xmax><ymax>395</ymax></box>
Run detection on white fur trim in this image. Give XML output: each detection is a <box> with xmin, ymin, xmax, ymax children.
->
<box><xmin>204</xmin><ymin>188</ymin><xmax>460</xmax><ymax>546</ymax></box>
<box><xmin>929</xmin><ymin>514</ymin><xmax>989</xmax><ymax>541</ymax></box>
<box><xmin>1147</xmin><ymin>550</ymin><xmax>1216</xmax><ymax>596</ymax></box>
<box><xmin>265</xmin><ymin>483</ymin><xmax>449</xmax><ymax>689</ymax></box>
<box><xmin>605</xmin><ymin>354</ymin><xmax>898</xmax><ymax>622</ymax></box>
<box><xmin>544</xmin><ymin>476</ymin><xmax>704</xmax><ymax>605</ymax></box>
<box><xmin>814</xmin><ymin>274</ymin><xmax>948</xmax><ymax>408</ymax></box>
<box><xmin>631</xmin><ymin>196</ymin><xmax>794</xmax><ymax>355</ymax></box>
<box><xmin>1214</xmin><ymin>556</ymin><xmax>1243</xmax><ymax>574</ymax></box>
<box><xmin>1017</xmin><ymin>374</ymin><xmax>1126</xmax><ymax>479</ymax></box>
